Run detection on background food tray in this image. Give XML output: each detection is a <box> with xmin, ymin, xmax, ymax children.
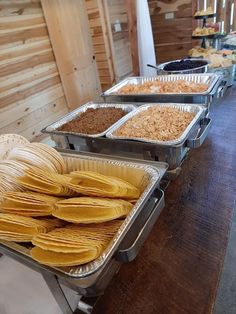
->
<box><xmin>0</xmin><ymin>152</ymin><xmax>166</xmax><ymax>280</ymax></box>
<box><xmin>101</xmin><ymin>73</ymin><xmax>220</xmax><ymax>97</ymax></box>
<box><xmin>43</xmin><ymin>102</ymin><xmax>136</xmax><ymax>138</ymax></box>
<box><xmin>107</xmin><ymin>103</ymin><xmax>204</xmax><ymax>146</ymax></box>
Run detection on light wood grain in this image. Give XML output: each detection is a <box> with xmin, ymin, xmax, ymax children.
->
<box><xmin>85</xmin><ymin>0</ymin><xmax>138</xmax><ymax>90</ymax></box>
<box><xmin>0</xmin><ymin>62</ymin><xmax>57</xmax><ymax>93</ymax></box>
<box><xmin>41</xmin><ymin>0</ymin><xmax>101</xmax><ymax>108</ymax></box>
<box><xmin>0</xmin><ymin>26</ymin><xmax>49</xmax><ymax>50</ymax></box>
<box><xmin>105</xmin><ymin>0</ymin><xmax>134</xmax><ymax>81</ymax></box>
<box><xmin>0</xmin><ymin>0</ymin><xmax>69</xmax><ymax>141</ymax></box>
<box><xmin>0</xmin><ymin>84</ymin><xmax>65</xmax><ymax>125</ymax></box>
<box><xmin>0</xmin><ymin>96</ymin><xmax>67</xmax><ymax>135</ymax></box>
<box><xmin>85</xmin><ymin>0</ymin><xmax>114</xmax><ymax>90</ymax></box>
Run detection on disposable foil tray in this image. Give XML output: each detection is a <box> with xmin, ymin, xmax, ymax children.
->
<box><xmin>107</xmin><ymin>103</ymin><xmax>205</xmax><ymax>146</ymax></box>
<box><xmin>101</xmin><ymin>73</ymin><xmax>220</xmax><ymax>97</ymax></box>
<box><xmin>43</xmin><ymin>102</ymin><xmax>136</xmax><ymax>138</ymax></box>
<box><xmin>0</xmin><ymin>152</ymin><xmax>166</xmax><ymax>279</ymax></box>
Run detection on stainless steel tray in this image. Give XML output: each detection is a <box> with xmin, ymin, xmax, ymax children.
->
<box><xmin>0</xmin><ymin>152</ymin><xmax>167</xmax><ymax>280</ymax></box>
<box><xmin>43</xmin><ymin>102</ymin><xmax>136</xmax><ymax>138</ymax></box>
<box><xmin>107</xmin><ymin>103</ymin><xmax>204</xmax><ymax>146</ymax></box>
<box><xmin>101</xmin><ymin>73</ymin><xmax>220</xmax><ymax>96</ymax></box>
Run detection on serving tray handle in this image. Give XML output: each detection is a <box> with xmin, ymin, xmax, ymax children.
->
<box><xmin>115</xmin><ymin>189</ymin><xmax>165</xmax><ymax>263</ymax></box>
<box><xmin>209</xmin><ymin>76</ymin><xmax>226</xmax><ymax>98</ymax></box>
<box><xmin>186</xmin><ymin>117</ymin><xmax>212</xmax><ymax>148</ymax></box>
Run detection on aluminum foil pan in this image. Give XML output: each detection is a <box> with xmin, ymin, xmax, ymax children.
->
<box><xmin>101</xmin><ymin>73</ymin><xmax>220</xmax><ymax>96</ymax></box>
<box><xmin>0</xmin><ymin>152</ymin><xmax>166</xmax><ymax>278</ymax></box>
<box><xmin>107</xmin><ymin>103</ymin><xmax>204</xmax><ymax>146</ymax></box>
<box><xmin>43</xmin><ymin>102</ymin><xmax>136</xmax><ymax>138</ymax></box>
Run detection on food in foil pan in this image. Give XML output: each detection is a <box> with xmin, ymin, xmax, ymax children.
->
<box><xmin>0</xmin><ymin>135</ymin><xmax>144</xmax><ymax>267</ymax></box>
<box><xmin>0</xmin><ymin>138</ymin><xmax>67</xmax><ymax>195</ymax></box>
<box><xmin>0</xmin><ymin>213</ymin><xmax>64</xmax><ymax>242</ymax></box>
<box><xmin>58</xmin><ymin>107</ymin><xmax>126</xmax><ymax>134</ymax></box>
<box><xmin>53</xmin><ymin>197</ymin><xmax>133</xmax><ymax>224</ymax></box>
<box><xmin>116</xmin><ymin>80</ymin><xmax>208</xmax><ymax>94</ymax></box>
<box><xmin>113</xmin><ymin>107</ymin><xmax>195</xmax><ymax>142</ymax></box>
<box><xmin>31</xmin><ymin>220</ymin><xmax>123</xmax><ymax>266</ymax></box>
<box><xmin>0</xmin><ymin>191</ymin><xmax>60</xmax><ymax>217</ymax></box>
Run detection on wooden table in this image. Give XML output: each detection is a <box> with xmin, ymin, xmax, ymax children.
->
<box><xmin>93</xmin><ymin>86</ymin><xmax>236</xmax><ymax>314</ymax></box>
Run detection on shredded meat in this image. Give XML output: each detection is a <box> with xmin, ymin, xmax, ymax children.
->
<box><xmin>114</xmin><ymin>107</ymin><xmax>195</xmax><ymax>142</ymax></box>
<box><xmin>116</xmin><ymin>80</ymin><xmax>208</xmax><ymax>94</ymax></box>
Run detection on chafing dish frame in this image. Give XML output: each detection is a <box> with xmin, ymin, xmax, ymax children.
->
<box><xmin>43</xmin><ymin>108</ymin><xmax>211</xmax><ymax>171</ymax></box>
<box><xmin>0</xmin><ymin>152</ymin><xmax>168</xmax><ymax>312</ymax></box>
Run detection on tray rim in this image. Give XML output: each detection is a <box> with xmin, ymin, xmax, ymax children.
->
<box><xmin>106</xmin><ymin>103</ymin><xmax>205</xmax><ymax>146</ymax></box>
<box><xmin>101</xmin><ymin>73</ymin><xmax>220</xmax><ymax>97</ymax></box>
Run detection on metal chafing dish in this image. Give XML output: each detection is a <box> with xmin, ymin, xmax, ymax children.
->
<box><xmin>101</xmin><ymin>74</ymin><xmax>224</xmax><ymax>112</ymax></box>
<box><xmin>42</xmin><ymin>103</ymin><xmax>211</xmax><ymax>173</ymax></box>
<box><xmin>0</xmin><ymin>151</ymin><xmax>167</xmax><ymax>313</ymax></box>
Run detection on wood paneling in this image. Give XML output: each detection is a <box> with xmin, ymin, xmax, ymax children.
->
<box><xmin>0</xmin><ymin>0</ymin><xmax>69</xmax><ymax>141</ymax></box>
<box><xmin>41</xmin><ymin>0</ymin><xmax>101</xmax><ymax>108</ymax></box>
<box><xmin>107</xmin><ymin>0</ymin><xmax>133</xmax><ymax>80</ymax></box>
<box><xmin>85</xmin><ymin>0</ymin><xmax>115</xmax><ymax>90</ymax></box>
<box><xmin>149</xmin><ymin>0</ymin><xmax>193</xmax><ymax>62</ymax></box>
<box><xmin>86</xmin><ymin>0</ymin><xmax>138</xmax><ymax>90</ymax></box>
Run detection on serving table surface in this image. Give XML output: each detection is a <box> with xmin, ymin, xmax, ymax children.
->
<box><xmin>93</xmin><ymin>86</ymin><xmax>236</xmax><ymax>314</ymax></box>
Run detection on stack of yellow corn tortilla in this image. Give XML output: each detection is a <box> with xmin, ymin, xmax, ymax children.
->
<box><xmin>0</xmin><ymin>213</ymin><xmax>64</xmax><ymax>242</ymax></box>
<box><xmin>53</xmin><ymin>197</ymin><xmax>132</xmax><ymax>223</ymax></box>
<box><xmin>6</xmin><ymin>143</ymin><xmax>66</xmax><ymax>174</ymax></box>
<box><xmin>68</xmin><ymin>171</ymin><xmax>140</xmax><ymax>198</ymax></box>
<box><xmin>0</xmin><ymin>191</ymin><xmax>60</xmax><ymax>217</ymax></box>
<box><xmin>31</xmin><ymin>220</ymin><xmax>122</xmax><ymax>266</ymax></box>
<box><xmin>0</xmin><ymin>139</ymin><xmax>143</xmax><ymax>267</ymax></box>
<box><xmin>17</xmin><ymin>167</ymin><xmax>76</xmax><ymax>197</ymax></box>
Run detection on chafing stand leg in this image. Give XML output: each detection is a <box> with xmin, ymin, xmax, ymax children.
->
<box><xmin>41</xmin><ymin>271</ymin><xmax>74</xmax><ymax>314</ymax></box>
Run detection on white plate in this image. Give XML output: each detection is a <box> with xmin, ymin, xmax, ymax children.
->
<box><xmin>0</xmin><ymin>134</ymin><xmax>29</xmax><ymax>160</ymax></box>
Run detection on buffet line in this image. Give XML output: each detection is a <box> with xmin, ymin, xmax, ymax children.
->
<box><xmin>0</xmin><ymin>71</ymin><xmax>226</xmax><ymax>313</ymax></box>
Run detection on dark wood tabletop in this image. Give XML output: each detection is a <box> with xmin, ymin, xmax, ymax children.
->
<box><xmin>93</xmin><ymin>85</ymin><xmax>236</xmax><ymax>314</ymax></box>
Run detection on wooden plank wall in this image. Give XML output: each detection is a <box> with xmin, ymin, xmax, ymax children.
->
<box><xmin>126</xmin><ymin>0</ymin><xmax>139</xmax><ymax>76</ymax></box>
<box><xmin>0</xmin><ymin>0</ymin><xmax>69</xmax><ymax>141</ymax></box>
<box><xmin>85</xmin><ymin>0</ymin><xmax>136</xmax><ymax>90</ymax></box>
<box><xmin>148</xmin><ymin>0</ymin><xmax>193</xmax><ymax>63</ymax></box>
<box><xmin>106</xmin><ymin>0</ymin><xmax>133</xmax><ymax>81</ymax></box>
<box><xmin>41</xmin><ymin>0</ymin><xmax>101</xmax><ymax>108</ymax></box>
<box><xmin>85</xmin><ymin>0</ymin><xmax>115</xmax><ymax>90</ymax></box>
